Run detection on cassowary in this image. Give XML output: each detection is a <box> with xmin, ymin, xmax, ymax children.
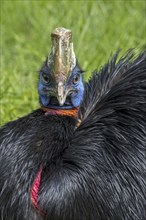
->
<box><xmin>0</xmin><ymin>27</ymin><xmax>146</xmax><ymax>220</ymax></box>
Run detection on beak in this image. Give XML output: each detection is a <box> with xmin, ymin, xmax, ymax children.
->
<box><xmin>57</xmin><ymin>82</ymin><xmax>67</xmax><ymax>106</ymax></box>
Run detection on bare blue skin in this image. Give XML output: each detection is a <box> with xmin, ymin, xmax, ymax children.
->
<box><xmin>38</xmin><ymin>60</ymin><xmax>84</xmax><ymax>109</ymax></box>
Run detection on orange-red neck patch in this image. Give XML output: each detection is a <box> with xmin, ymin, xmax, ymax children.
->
<box><xmin>42</xmin><ymin>107</ymin><xmax>79</xmax><ymax>118</ymax></box>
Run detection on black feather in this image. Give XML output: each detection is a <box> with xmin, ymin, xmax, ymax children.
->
<box><xmin>0</xmin><ymin>51</ymin><xmax>146</xmax><ymax>220</ymax></box>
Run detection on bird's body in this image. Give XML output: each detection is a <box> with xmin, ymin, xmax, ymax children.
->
<box><xmin>0</xmin><ymin>51</ymin><xmax>146</xmax><ymax>220</ymax></box>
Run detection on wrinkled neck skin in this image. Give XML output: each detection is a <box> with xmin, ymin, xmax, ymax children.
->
<box><xmin>42</xmin><ymin>106</ymin><xmax>80</xmax><ymax>118</ymax></box>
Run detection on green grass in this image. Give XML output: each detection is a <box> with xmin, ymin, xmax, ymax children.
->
<box><xmin>0</xmin><ymin>0</ymin><xmax>146</xmax><ymax>125</ymax></box>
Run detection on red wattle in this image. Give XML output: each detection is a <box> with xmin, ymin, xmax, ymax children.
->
<box><xmin>30</xmin><ymin>166</ymin><xmax>46</xmax><ymax>215</ymax></box>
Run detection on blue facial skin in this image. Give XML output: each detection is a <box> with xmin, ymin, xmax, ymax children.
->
<box><xmin>69</xmin><ymin>72</ymin><xmax>84</xmax><ymax>108</ymax></box>
<box><xmin>38</xmin><ymin>62</ymin><xmax>84</xmax><ymax>109</ymax></box>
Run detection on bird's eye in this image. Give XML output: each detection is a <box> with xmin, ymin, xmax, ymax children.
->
<box><xmin>42</xmin><ymin>73</ymin><xmax>50</xmax><ymax>83</ymax></box>
<box><xmin>72</xmin><ymin>74</ymin><xmax>80</xmax><ymax>85</ymax></box>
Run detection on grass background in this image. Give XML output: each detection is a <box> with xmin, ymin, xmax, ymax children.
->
<box><xmin>0</xmin><ymin>0</ymin><xmax>146</xmax><ymax>125</ymax></box>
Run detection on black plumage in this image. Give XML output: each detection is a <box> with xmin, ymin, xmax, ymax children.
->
<box><xmin>0</xmin><ymin>51</ymin><xmax>146</xmax><ymax>220</ymax></box>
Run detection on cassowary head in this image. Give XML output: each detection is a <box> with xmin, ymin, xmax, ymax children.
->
<box><xmin>38</xmin><ymin>27</ymin><xmax>84</xmax><ymax>110</ymax></box>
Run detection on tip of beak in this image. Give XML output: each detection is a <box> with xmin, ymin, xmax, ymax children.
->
<box><xmin>57</xmin><ymin>97</ymin><xmax>65</xmax><ymax>106</ymax></box>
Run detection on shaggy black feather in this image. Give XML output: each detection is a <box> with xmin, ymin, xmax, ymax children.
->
<box><xmin>0</xmin><ymin>51</ymin><xmax>146</xmax><ymax>220</ymax></box>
